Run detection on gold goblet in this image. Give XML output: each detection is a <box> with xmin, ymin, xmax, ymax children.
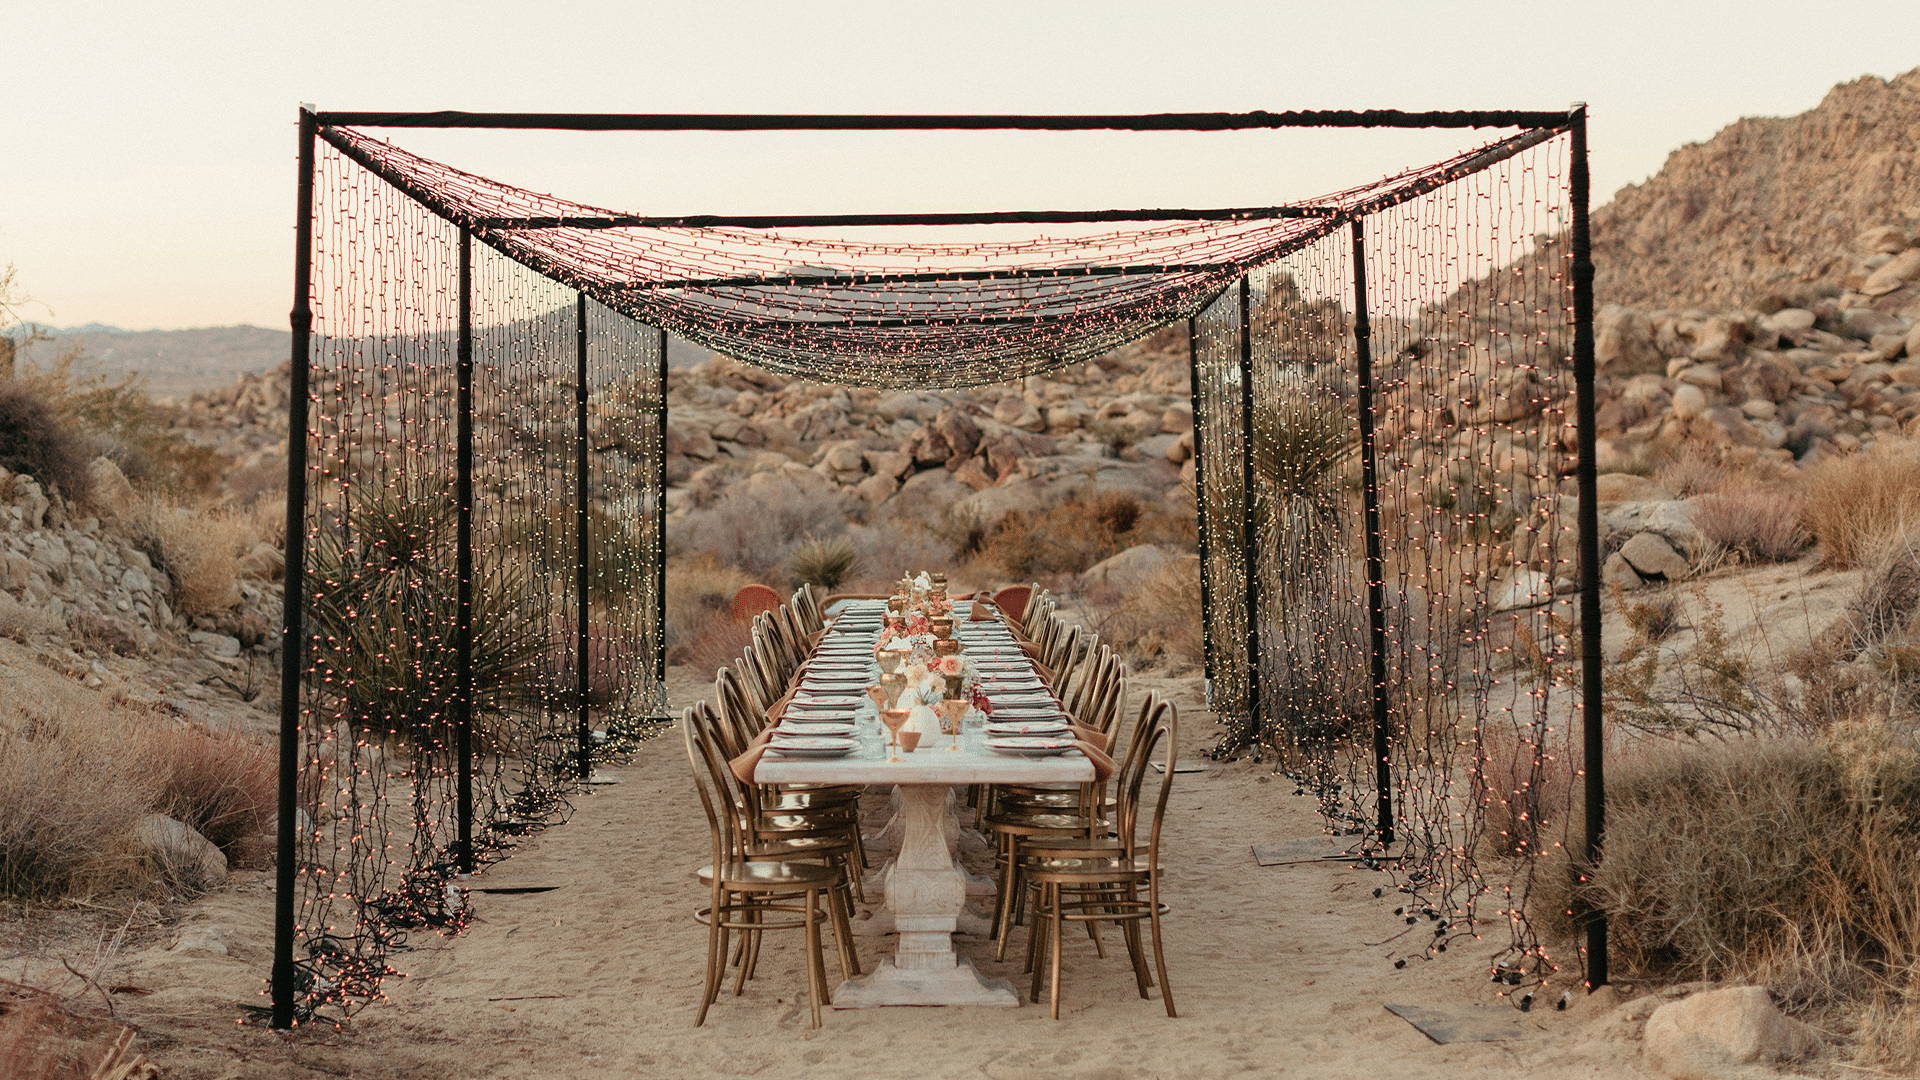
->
<box><xmin>929</xmin><ymin>614</ymin><xmax>953</xmax><ymax>640</ymax></box>
<box><xmin>877</xmin><ymin>672</ymin><xmax>907</xmax><ymax>709</ymax></box>
<box><xmin>880</xmin><ymin>708</ymin><xmax>910</xmax><ymax>762</ymax></box>
<box><xmin>935</xmin><ymin>698</ymin><xmax>968</xmax><ymax>752</ymax></box>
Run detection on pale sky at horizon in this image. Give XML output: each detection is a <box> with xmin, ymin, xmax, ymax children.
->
<box><xmin>6</xmin><ymin>1</ymin><xmax>1917</xmax><ymax>331</ymax></box>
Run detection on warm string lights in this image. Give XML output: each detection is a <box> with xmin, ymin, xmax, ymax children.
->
<box><xmin>1191</xmin><ymin>136</ymin><xmax>1585</xmax><ymax>1001</ymax></box>
<box><xmin>315</xmin><ymin>124</ymin><xmax>1565</xmax><ymax>389</ymax></box>
<box><xmin>277</xmin><ymin>113</ymin><xmax>1596</xmax><ymax>1025</ymax></box>
<box><xmin>277</xmin><ymin>143</ymin><xmax>668</xmax><ymax>1025</ymax></box>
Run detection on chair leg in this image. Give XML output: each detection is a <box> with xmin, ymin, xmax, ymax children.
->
<box><xmin>1148</xmin><ymin>885</ymin><xmax>1176</xmax><ymax>1018</ymax></box>
<box><xmin>993</xmin><ymin>835</ymin><xmax>1019</xmax><ymax>960</ymax></box>
<box><xmin>1085</xmin><ymin>886</ymin><xmax>1107</xmax><ymax>959</ymax></box>
<box><xmin>696</xmin><ymin>898</ymin><xmax>724</xmax><ymax>1026</ymax></box>
<box><xmin>829</xmin><ymin>879</ymin><xmax>859</xmax><ymax>981</ymax></box>
<box><xmin>1027</xmin><ymin>883</ymin><xmax>1048</xmax><ymax>1004</ymax></box>
<box><xmin>1048</xmin><ymin>883</ymin><xmax>1065</xmax><ymax>1020</ymax></box>
<box><xmin>734</xmin><ymin>899</ymin><xmax>761</xmax><ymax>995</ymax></box>
<box><xmin>1122</xmin><ymin>913</ymin><xmax>1152</xmax><ymax>998</ymax></box>
<box><xmin>803</xmin><ymin>890</ymin><xmax>824</xmax><ymax>1029</ymax></box>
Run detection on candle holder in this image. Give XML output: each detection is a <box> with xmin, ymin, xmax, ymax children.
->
<box><xmin>929</xmin><ymin>614</ymin><xmax>953</xmax><ymax>640</ymax></box>
<box><xmin>932</xmin><ymin>637</ymin><xmax>961</xmax><ymax>658</ymax></box>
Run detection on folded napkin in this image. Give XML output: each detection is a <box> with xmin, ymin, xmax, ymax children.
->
<box><xmin>729</xmin><ymin>729</ymin><xmax>775</xmax><ymax>784</ymax></box>
<box><xmin>1075</xmin><ymin>739</ymin><xmax>1116</xmax><ymax>782</ymax></box>
<box><xmin>1069</xmin><ymin>723</ymin><xmax>1108</xmax><ymax>752</ymax></box>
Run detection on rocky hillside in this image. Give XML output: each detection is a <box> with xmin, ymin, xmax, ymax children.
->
<box><xmin>1593</xmin><ymin>67</ymin><xmax>1920</xmax><ymax>310</ymax></box>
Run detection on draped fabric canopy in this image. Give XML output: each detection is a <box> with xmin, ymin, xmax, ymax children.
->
<box><xmin>320</xmin><ymin>124</ymin><xmax>1558</xmax><ymax>387</ymax></box>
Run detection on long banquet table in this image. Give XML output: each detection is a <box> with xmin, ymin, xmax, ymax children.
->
<box><xmin>755</xmin><ymin>598</ymin><xmax>1092</xmax><ymax>1007</ymax></box>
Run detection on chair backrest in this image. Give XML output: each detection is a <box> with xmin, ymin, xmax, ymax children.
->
<box><xmin>791</xmin><ymin>585</ymin><xmax>823</xmax><ymax>634</ymax></box>
<box><xmin>1111</xmin><ymin>697</ymin><xmax>1177</xmax><ymax>863</ymax></box>
<box><xmin>713</xmin><ymin>666</ymin><xmax>768</xmax><ymax>757</ymax></box>
<box><xmin>682</xmin><ymin>702</ymin><xmax>749</xmax><ymax>866</ymax></box>
<box><xmin>993</xmin><ymin>585</ymin><xmax>1032</xmax><ymax>626</ymax></box>
<box><xmin>731</xmin><ymin>584</ymin><xmax>783</xmax><ymax>623</ymax></box>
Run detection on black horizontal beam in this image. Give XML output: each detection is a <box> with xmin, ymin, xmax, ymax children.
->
<box><xmin>312</xmin><ymin>108</ymin><xmax>1578</xmax><ymax>131</ymax></box>
<box><xmin>624</xmin><ymin>263</ymin><xmax>1234</xmax><ymax>289</ymax></box>
<box><xmin>472</xmin><ymin>206</ymin><xmax>1334</xmax><ymax>230</ymax></box>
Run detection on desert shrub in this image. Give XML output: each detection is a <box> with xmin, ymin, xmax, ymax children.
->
<box><xmin>681</xmin><ymin>618</ymin><xmax>753</xmax><ymax>683</ymax></box>
<box><xmin>142</xmin><ymin>725</ymin><xmax>275</xmax><ymax>856</ymax></box>
<box><xmin>1654</xmin><ymin>450</ymin><xmax>1732</xmax><ymax>498</ymax></box>
<box><xmin>1086</xmin><ymin>556</ymin><xmax>1204</xmax><ymax>668</ymax></box>
<box><xmin>665</xmin><ymin>552</ymin><xmax>754</xmax><ymax>662</ymax></box>
<box><xmin>790</xmin><ymin>535</ymin><xmax>857</xmax><ymax>591</ymax></box>
<box><xmin>0</xmin><ymin>379</ymin><xmax>91</xmax><ymax>502</ymax></box>
<box><xmin>306</xmin><ymin>485</ymin><xmax>550</xmax><ymax>749</ymax></box>
<box><xmin>1803</xmin><ymin>438</ymin><xmax>1920</xmax><ymax>568</ymax></box>
<box><xmin>126</xmin><ymin>497</ymin><xmax>253</xmax><ymax>619</ymax></box>
<box><xmin>1573</xmin><ymin>723</ymin><xmax>1920</xmax><ymax>1025</ymax></box>
<box><xmin>1693</xmin><ymin>485</ymin><xmax>1810</xmax><ymax>563</ymax></box>
<box><xmin>674</xmin><ymin>480</ymin><xmax>858</xmax><ymax>578</ymax></box>
<box><xmin>0</xmin><ymin>720</ymin><xmax>151</xmax><ymax>900</ymax></box>
<box><xmin>973</xmin><ymin>489</ymin><xmax>1189</xmax><ymax>580</ymax></box>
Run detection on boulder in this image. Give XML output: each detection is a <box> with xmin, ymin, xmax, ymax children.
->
<box><xmin>1861</xmin><ymin>248</ymin><xmax>1920</xmax><ymax>297</ymax></box>
<box><xmin>1856</xmin><ymin>225</ymin><xmax>1909</xmax><ymax>255</ymax></box>
<box><xmin>85</xmin><ymin>457</ymin><xmax>135</xmax><ymax>520</ymax></box>
<box><xmin>1079</xmin><ymin>544</ymin><xmax>1177</xmax><ymax>595</ymax></box>
<box><xmin>1159</xmin><ymin>403</ymin><xmax>1194</xmax><ymax>434</ymax></box>
<box><xmin>1493</xmin><ymin>569</ymin><xmax>1552</xmax><ymax>611</ymax></box>
<box><xmin>1842</xmin><ymin>308</ymin><xmax>1909</xmax><ymax>341</ymax></box>
<box><xmin>1618</xmin><ymin>532</ymin><xmax>1689</xmax><ymax>581</ymax></box>
<box><xmin>863</xmin><ymin>450</ymin><xmax>913</xmax><ymax>481</ymax></box>
<box><xmin>1597</xmin><ymin>304</ymin><xmax>1660</xmax><ymax>372</ymax></box>
<box><xmin>1596</xmin><ymin>473</ymin><xmax>1671</xmax><ymax>504</ymax></box>
<box><xmin>1642</xmin><ymin>986</ymin><xmax>1818</xmax><ymax>1080</ymax></box>
<box><xmin>1671</xmin><ymin>383</ymin><xmax>1709</xmax><ymax>419</ymax></box>
<box><xmin>1602</xmin><ymin>552</ymin><xmax>1643</xmax><ymax>590</ymax></box>
<box><xmin>1757</xmin><ymin>307</ymin><xmax>1817</xmax><ymax>338</ymax></box>
<box><xmin>135</xmin><ymin>814</ymin><xmax>227</xmax><ymax>895</ymax></box>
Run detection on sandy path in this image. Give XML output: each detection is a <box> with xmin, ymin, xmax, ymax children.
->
<box><xmin>109</xmin><ymin>670</ymin><xmax>1651</xmax><ymax>1079</ymax></box>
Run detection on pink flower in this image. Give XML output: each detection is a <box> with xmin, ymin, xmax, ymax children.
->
<box><xmin>934</xmin><ymin>655</ymin><xmax>963</xmax><ymax>677</ymax></box>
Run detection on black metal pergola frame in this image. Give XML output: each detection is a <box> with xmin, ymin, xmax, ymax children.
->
<box><xmin>274</xmin><ymin>106</ymin><xmax>1604</xmax><ymax>1028</ymax></box>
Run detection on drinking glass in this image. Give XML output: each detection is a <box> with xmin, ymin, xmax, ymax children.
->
<box><xmin>880</xmin><ymin>708</ymin><xmax>910</xmax><ymax>762</ymax></box>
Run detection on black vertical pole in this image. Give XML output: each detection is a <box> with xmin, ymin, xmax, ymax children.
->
<box><xmin>1349</xmin><ymin>221</ymin><xmax>1395</xmax><ymax>848</ymax></box>
<box><xmin>1184</xmin><ymin>315</ymin><xmax>1217</xmax><ymax>704</ymax></box>
<box><xmin>1569</xmin><ymin>107</ymin><xmax>1608</xmax><ymax>989</ymax></box>
<box><xmin>272</xmin><ymin>106</ymin><xmax>316</xmax><ymax>1031</ymax></box>
<box><xmin>1235</xmin><ymin>276</ymin><xmax>1264</xmax><ymax>736</ymax></box>
<box><xmin>575</xmin><ymin>295</ymin><xmax>592</xmax><ymax>778</ymax></box>
<box><xmin>653</xmin><ymin>326</ymin><xmax>669</xmax><ymax>715</ymax></box>
<box><xmin>454</xmin><ymin>230</ymin><xmax>475</xmax><ymax>874</ymax></box>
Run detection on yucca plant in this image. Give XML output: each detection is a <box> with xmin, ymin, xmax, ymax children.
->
<box><xmin>305</xmin><ymin>483</ymin><xmax>552</xmax><ymax>752</ymax></box>
<box><xmin>790</xmin><ymin>534</ymin><xmax>857</xmax><ymax>591</ymax></box>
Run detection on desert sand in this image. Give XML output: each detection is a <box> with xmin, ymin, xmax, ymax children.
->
<box><xmin>45</xmin><ymin>669</ymin><xmax>1658</xmax><ymax>1079</ymax></box>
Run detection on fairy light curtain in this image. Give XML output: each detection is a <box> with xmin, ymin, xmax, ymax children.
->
<box><xmin>280</xmin><ymin>139</ymin><xmax>666</xmax><ymax>1024</ymax></box>
<box><xmin>1192</xmin><ymin>132</ymin><xmax>1586</xmax><ymax>1003</ymax></box>
<box><xmin>272</xmin><ymin>108</ymin><xmax>1602</xmax><ymax>1027</ymax></box>
<box><xmin>317</xmin><ymin>123</ymin><xmax>1563</xmax><ymax>388</ymax></box>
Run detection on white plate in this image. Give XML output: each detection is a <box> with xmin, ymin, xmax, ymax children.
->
<box><xmin>985</xmin><ymin>739</ymin><xmax>1075</xmax><ymax>757</ymax></box>
<box><xmin>769</xmin><ymin>736</ymin><xmax>857</xmax><ymax>751</ymax></box>
<box><xmin>986</xmin><ymin>721</ymin><xmax>1070</xmax><ymax>735</ymax></box>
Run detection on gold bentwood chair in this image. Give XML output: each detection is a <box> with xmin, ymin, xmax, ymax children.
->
<box><xmin>1020</xmin><ymin>699</ymin><xmax>1179</xmax><ymax>1019</ymax></box>
<box><xmin>683</xmin><ymin>703</ymin><xmax>858</xmax><ymax>1028</ymax></box>
<box><xmin>715</xmin><ymin>666</ymin><xmax>870</xmax><ymax>899</ymax></box>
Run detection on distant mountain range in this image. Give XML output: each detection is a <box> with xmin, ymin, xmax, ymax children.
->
<box><xmin>7</xmin><ymin>321</ymin><xmax>712</xmax><ymax>399</ymax></box>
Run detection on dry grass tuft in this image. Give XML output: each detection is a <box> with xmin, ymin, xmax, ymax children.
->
<box><xmin>0</xmin><ymin>719</ymin><xmax>152</xmax><ymax>900</ymax></box>
<box><xmin>665</xmin><ymin>552</ymin><xmax>754</xmax><ymax>662</ymax></box>
<box><xmin>142</xmin><ymin>725</ymin><xmax>275</xmax><ymax>858</ymax></box>
<box><xmin>1086</xmin><ymin>557</ymin><xmax>1204</xmax><ymax>669</ymax></box>
<box><xmin>1565</xmin><ymin>721</ymin><xmax>1920</xmax><ymax>1058</ymax></box>
<box><xmin>125</xmin><ymin>498</ymin><xmax>254</xmax><ymax>619</ymax></box>
<box><xmin>965</xmin><ymin>489</ymin><xmax>1192</xmax><ymax>581</ymax></box>
<box><xmin>0</xmin><ymin>983</ymin><xmax>151</xmax><ymax>1080</ymax></box>
<box><xmin>789</xmin><ymin>535</ymin><xmax>857</xmax><ymax>591</ymax></box>
<box><xmin>1802</xmin><ymin>438</ymin><xmax>1920</xmax><ymax>568</ymax></box>
<box><xmin>1693</xmin><ymin>485</ymin><xmax>1811</xmax><ymax>564</ymax></box>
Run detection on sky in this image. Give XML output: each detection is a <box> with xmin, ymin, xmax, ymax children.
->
<box><xmin>4</xmin><ymin>0</ymin><xmax>1917</xmax><ymax>331</ymax></box>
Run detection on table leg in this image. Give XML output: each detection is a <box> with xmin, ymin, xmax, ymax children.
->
<box><xmin>832</xmin><ymin>784</ymin><xmax>1018</xmax><ymax>1007</ymax></box>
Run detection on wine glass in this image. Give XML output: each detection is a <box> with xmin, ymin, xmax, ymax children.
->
<box><xmin>880</xmin><ymin>708</ymin><xmax>910</xmax><ymax>762</ymax></box>
<box><xmin>876</xmin><ymin>646</ymin><xmax>908</xmax><ymax>675</ymax></box>
<box><xmin>936</xmin><ymin>698</ymin><xmax>968</xmax><ymax>752</ymax></box>
<box><xmin>877</xmin><ymin>672</ymin><xmax>907</xmax><ymax>709</ymax></box>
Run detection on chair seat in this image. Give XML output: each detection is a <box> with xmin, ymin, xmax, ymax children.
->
<box><xmin>1023</xmin><ymin>853</ymin><xmax>1157</xmax><ymax>884</ymax></box>
<box><xmin>756</xmin><ymin>808</ymin><xmax>856</xmax><ymax>833</ymax></box>
<box><xmin>984</xmin><ymin>811</ymin><xmax>1108</xmax><ymax>836</ymax></box>
<box><xmin>697</xmin><ymin>860</ymin><xmax>841</xmax><ymax>890</ymax></box>
<box><xmin>766</xmin><ymin>790</ymin><xmax>860</xmax><ymax>811</ymax></box>
<box><xmin>997</xmin><ymin>790</ymin><xmax>1086</xmax><ymax>810</ymax></box>
<box><xmin>745</xmin><ymin>834</ymin><xmax>854</xmax><ymax>861</ymax></box>
<box><xmin>1019</xmin><ymin>835</ymin><xmax>1126</xmax><ymax>859</ymax></box>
